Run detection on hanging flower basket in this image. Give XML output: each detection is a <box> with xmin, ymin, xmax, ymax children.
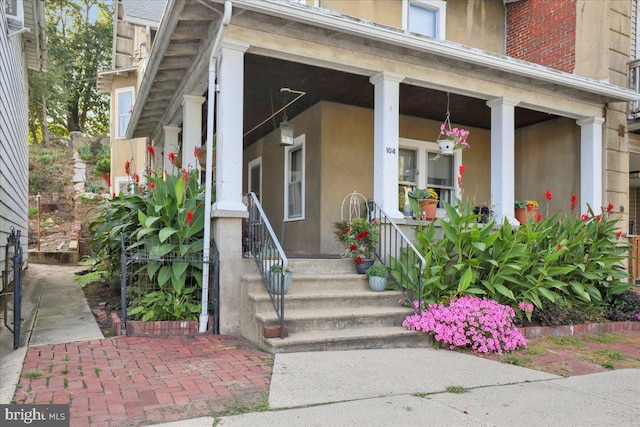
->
<box><xmin>435</xmin><ymin>97</ymin><xmax>470</xmax><ymax>157</ymax></box>
<box><xmin>437</xmin><ymin>139</ymin><xmax>455</xmax><ymax>156</ymax></box>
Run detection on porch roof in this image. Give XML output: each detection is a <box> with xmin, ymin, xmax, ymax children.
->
<box><xmin>126</xmin><ymin>0</ymin><xmax>640</xmax><ymax>144</ymax></box>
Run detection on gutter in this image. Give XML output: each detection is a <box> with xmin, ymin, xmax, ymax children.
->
<box><xmin>220</xmin><ymin>0</ymin><xmax>639</xmax><ymax>103</ymax></box>
<box><xmin>200</xmin><ymin>0</ymin><xmax>232</xmax><ymax>333</ymax></box>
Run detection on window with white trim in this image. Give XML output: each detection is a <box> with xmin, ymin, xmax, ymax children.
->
<box><xmin>248</xmin><ymin>157</ymin><xmax>262</xmax><ymax>202</ymax></box>
<box><xmin>284</xmin><ymin>135</ymin><xmax>305</xmax><ymax>221</ymax></box>
<box><xmin>403</xmin><ymin>0</ymin><xmax>447</xmax><ymax>39</ymax></box>
<box><xmin>114</xmin><ymin>176</ymin><xmax>134</xmax><ymax>196</ymax></box>
<box><xmin>115</xmin><ymin>87</ymin><xmax>135</xmax><ymax>139</ymax></box>
<box><xmin>398</xmin><ymin>138</ymin><xmax>460</xmax><ymax>216</ymax></box>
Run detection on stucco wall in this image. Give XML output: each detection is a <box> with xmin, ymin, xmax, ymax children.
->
<box><xmin>446</xmin><ymin>0</ymin><xmax>506</xmax><ymax>55</ymax></box>
<box><xmin>320</xmin><ymin>0</ymin><xmax>401</xmax><ymax>27</ymax></box>
<box><xmin>110</xmin><ymin>137</ymin><xmax>148</xmax><ymax>194</ymax></box>
<box><xmin>575</xmin><ymin>0</ymin><xmax>609</xmax><ymax>80</ymax></box>
<box><xmin>515</xmin><ymin>118</ymin><xmax>580</xmax><ymax>216</ymax></box>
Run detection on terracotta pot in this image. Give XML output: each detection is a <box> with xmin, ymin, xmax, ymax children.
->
<box><xmin>419</xmin><ymin>199</ymin><xmax>438</xmax><ymax>220</ymax></box>
<box><xmin>515</xmin><ymin>207</ymin><xmax>539</xmax><ymax>224</ymax></box>
<box><xmin>197</xmin><ymin>148</ymin><xmax>216</xmax><ymax>169</ymax></box>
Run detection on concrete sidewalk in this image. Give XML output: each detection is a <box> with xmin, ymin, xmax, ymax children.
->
<box><xmin>2</xmin><ymin>264</ymin><xmax>640</xmax><ymax>426</ymax></box>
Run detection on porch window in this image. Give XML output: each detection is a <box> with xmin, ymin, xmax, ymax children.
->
<box><xmin>114</xmin><ymin>177</ymin><xmax>134</xmax><ymax>195</ymax></box>
<box><xmin>398</xmin><ymin>138</ymin><xmax>460</xmax><ymax>216</ymax></box>
<box><xmin>403</xmin><ymin>0</ymin><xmax>447</xmax><ymax>39</ymax></box>
<box><xmin>115</xmin><ymin>87</ymin><xmax>134</xmax><ymax>139</ymax></box>
<box><xmin>248</xmin><ymin>157</ymin><xmax>262</xmax><ymax>201</ymax></box>
<box><xmin>284</xmin><ymin>135</ymin><xmax>305</xmax><ymax>221</ymax></box>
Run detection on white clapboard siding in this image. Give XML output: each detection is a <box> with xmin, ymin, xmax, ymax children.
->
<box><xmin>0</xmin><ymin>9</ymin><xmax>30</xmax><ymax>270</ymax></box>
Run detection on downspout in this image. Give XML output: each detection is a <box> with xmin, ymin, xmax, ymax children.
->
<box><xmin>200</xmin><ymin>0</ymin><xmax>232</xmax><ymax>332</ymax></box>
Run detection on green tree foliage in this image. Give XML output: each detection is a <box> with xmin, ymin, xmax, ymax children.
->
<box><xmin>28</xmin><ymin>0</ymin><xmax>112</xmax><ymax>143</ymax></box>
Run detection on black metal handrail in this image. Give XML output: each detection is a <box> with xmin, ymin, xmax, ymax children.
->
<box><xmin>370</xmin><ymin>202</ymin><xmax>425</xmax><ymax>313</ymax></box>
<box><xmin>245</xmin><ymin>192</ymin><xmax>288</xmax><ymax>338</ymax></box>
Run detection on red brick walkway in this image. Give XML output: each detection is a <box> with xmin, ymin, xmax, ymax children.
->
<box><xmin>14</xmin><ymin>335</ymin><xmax>273</xmax><ymax>427</ymax></box>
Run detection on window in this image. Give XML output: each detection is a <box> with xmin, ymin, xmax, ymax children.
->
<box><xmin>115</xmin><ymin>87</ymin><xmax>134</xmax><ymax>139</ymax></box>
<box><xmin>403</xmin><ymin>0</ymin><xmax>446</xmax><ymax>39</ymax></box>
<box><xmin>4</xmin><ymin>0</ymin><xmax>24</xmax><ymax>27</ymax></box>
<box><xmin>398</xmin><ymin>138</ymin><xmax>461</xmax><ymax>216</ymax></box>
<box><xmin>114</xmin><ymin>177</ymin><xmax>134</xmax><ymax>196</ymax></box>
<box><xmin>284</xmin><ymin>135</ymin><xmax>305</xmax><ymax>221</ymax></box>
<box><xmin>248</xmin><ymin>157</ymin><xmax>262</xmax><ymax>201</ymax></box>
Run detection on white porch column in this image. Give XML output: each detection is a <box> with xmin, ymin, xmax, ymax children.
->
<box><xmin>213</xmin><ymin>40</ymin><xmax>249</xmax><ymax>212</ymax></box>
<box><xmin>577</xmin><ymin>117</ymin><xmax>605</xmax><ymax>214</ymax></box>
<box><xmin>163</xmin><ymin>125</ymin><xmax>180</xmax><ymax>172</ymax></box>
<box><xmin>182</xmin><ymin>94</ymin><xmax>205</xmax><ymax>171</ymax></box>
<box><xmin>486</xmin><ymin>97</ymin><xmax>519</xmax><ymax>224</ymax></box>
<box><xmin>369</xmin><ymin>71</ymin><xmax>405</xmax><ymax>219</ymax></box>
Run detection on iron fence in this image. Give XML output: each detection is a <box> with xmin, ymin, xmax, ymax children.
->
<box><xmin>119</xmin><ymin>234</ymin><xmax>219</xmax><ymax>335</ymax></box>
<box><xmin>1</xmin><ymin>228</ymin><xmax>23</xmax><ymax>349</ymax></box>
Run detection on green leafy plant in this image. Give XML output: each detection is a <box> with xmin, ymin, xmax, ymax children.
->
<box><xmin>365</xmin><ymin>263</ymin><xmax>388</xmax><ymax>278</ymax></box>
<box><xmin>339</xmin><ymin>218</ymin><xmax>379</xmax><ymax>263</ymax></box>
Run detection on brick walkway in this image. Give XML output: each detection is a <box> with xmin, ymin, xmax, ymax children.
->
<box><xmin>14</xmin><ymin>335</ymin><xmax>273</xmax><ymax>427</ymax></box>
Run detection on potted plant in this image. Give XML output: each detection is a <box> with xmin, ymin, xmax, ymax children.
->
<box><xmin>437</xmin><ymin>121</ymin><xmax>470</xmax><ymax>155</ymax></box>
<box><xmin>268</xmin><ymin>264</ymin><xmax>293</xmax><ymax>295</ymax></box>
<box><xmin>259</xmin><ymin>247</ymin><xmax>280</xmax><ymax>273</ymax></box>
<box><xmin>514</xmin><ymin>200</ymin><xmax>539</xmax><ymax>224</ymax></box>
<box><xmin>408</xmin><ymin>188</ymin><xmax>439</xmax><ymax>220</ymax></box>
<box><xmin>339</xmin><ymin>218</ymin><xmax>379</xmax><ymax>274</ymax></box>
<box><xmin>365</xmin><ymin>263</ymin><xmax>388</xmax><ymax>292</ymax></box>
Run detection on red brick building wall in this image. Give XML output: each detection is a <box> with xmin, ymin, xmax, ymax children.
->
<box><xmin>506</xmin><ymin>0</ymin><xmax>576</xmax><ymax>73</ymax></box>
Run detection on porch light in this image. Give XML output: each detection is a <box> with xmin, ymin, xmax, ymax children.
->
<box><xmin>279</xmin><ymin>116</ymin><xmax>294</xmax><ymax>146</ymax></box>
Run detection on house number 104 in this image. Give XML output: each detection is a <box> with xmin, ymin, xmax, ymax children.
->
<box><xmin>385</xmin><ymin>147</ymin><xmax>396</xmax><ymax>154</ymax></box>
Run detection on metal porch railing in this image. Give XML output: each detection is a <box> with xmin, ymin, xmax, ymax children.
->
<box><xmin>245</xmin><ymin>192</ymin><xmax>288</xmax><ymax>338</ymax></box>
<box><xmin>370</xmin><ymin>202</ymin><xmax>426</xmax><ymax>313</ymax></box>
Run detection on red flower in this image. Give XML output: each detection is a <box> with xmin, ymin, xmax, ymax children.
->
<box><xmin>570</xmin><ymin>195</ymin><xmax>578</xmax><ymax>211</ymax></box>
<box><xmin>458</xmin><ymin>165</ymin><xmax>465</xmax><ymax>175</ymax></box>
<box><xmin>616</xmin><ymin>231</ymin><xmax>623</xmax><ymax>239</ymax></box>
<box><xmin>147</xmin><ymin>144</ymin><xmax>155</xmax><ymax>157</ymax></box>
<box><xmin>607</xmin><ymin>203</ymin><xmax>614</xmax><ymax>214</ymax></box>
<box><xmin>355</xmin><ymin>257</ymin><xmax>362</xmax><ymax>265</ymax></box>
<box><xmin>124</xmin><ymin>160</ymin><xmax>131</xmax><ymax>175</ymax></box>
<box><xmin>102</xmin><ymin>172</ymin><xmax>110</xmax><ymax>186</ymax></box>
<box><xmin>112</xmin><ymin>192</ymin><xmax>116</xmax><ymax>199</ymax></box>
<box><xmin>356</xmin><ymin>231</ymin><xmax>369</xmax><ymax>240</ymax></box>
<box><xmin>182</xmin><ymin>168</ymin><xmax>189</xmax><ymax>183</ymax></box>
<box><xmin>344</xmin><ymin>227</ymin><xmax>350</xmax><ymax>234</ymax></box>
<box><xmin>556</xmin><ymin>244</ymin><xmax>562</xmax><ymax>249</ymax></box>
<box><xmin>536</xmin><ymin>213</ymin><xmax>542</xmax><ymax>222</ymax></box>
<box><xmin>545</xmin><ymin>190</ymin><xmax>552</xmax><ymax>201</ymax></box>
<box><xmin>186</xmin><ymin>210</ymin><xmax>194</xmax><ymax>226</ymax></box>
<box><xmin>581</xmin><ymin>213</ymin><xmax>589</xmax><ymax>222</ymax></box>
<box><xmin>168</xmin><ymin>152</ymin><xmax>176</xmax><ymax>162</ymax></box>
<box><xmin>194</xmin><ymin>148</ymin><xmax>200</xmax><ymax>157</ymax></box>
<box><xmin>149</xmin><ymin>182</ymin><xmax>156</xmax><ymax>190</ymax></box>
<box><xmin>596</xmin><ymin>215</ymin><xmax>601</xmax><ymax>222</ymax></box>
<box><xmin>134</xmin><ymin>173</ymin><xmax>140</xmax><ymax>183</ymax></box>
<box><xmin>527</xmin><ymin>203</ymin><xmax>534</xmax><ymax>211</ymax></box>
<box><xmin>350</xmin><ymin>244</ymin><xmax>357</xmax><ymax>252</ymax></box>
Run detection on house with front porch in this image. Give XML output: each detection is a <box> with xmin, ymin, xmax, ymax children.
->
<box><xmin>101</xmin><ymin>0</ymin><xmax>639</xmax><ymax>351</ymax></box>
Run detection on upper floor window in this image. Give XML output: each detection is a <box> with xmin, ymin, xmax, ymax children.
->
<box><xmin>403</xmin><ymin>0</ymin><xmax>446</xmax><ymax>39</ymax></box>
<box><xmin>115</xmin><ymin>87</ymin><xmax>134</xmax><ymax>139</ymax></box>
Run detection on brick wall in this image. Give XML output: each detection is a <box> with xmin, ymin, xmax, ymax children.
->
<box><xmin>506</xmin><ymin>0</ymin><xmax>576</xmax><ymax>73</ymax></box>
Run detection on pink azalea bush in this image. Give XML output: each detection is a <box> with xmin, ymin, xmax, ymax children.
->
<box><xmin>402</xmin><ymin>296</ymin><xmax>527</xmax><ymax>353</ymax></box>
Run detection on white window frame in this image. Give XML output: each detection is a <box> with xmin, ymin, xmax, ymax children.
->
<box><xmin>402</xmin><ymin>0</ymin><xmax>447</xmax><ymax>39</ymax></box>
<box><xmin>114</xmin><ymin>86</ymin><xmax>135</xmax><ymax>139</ymax></box>
<box><xmin>248</xmin><ymin>156</ymin><xmax>263</xmax><ymax>201</ymax></box>
<box><xmin>399</xmin><ymin>137</ymin><xmax>461</xmax><ymax>217</ymax></box>
<box><xmin>4</xmin><ymin>0</ymin><xmax>24</xmax><ymax>28</ymax></box>
<box><xmin>284</xmin><ymin>135</ymin><xmax>305</xmax><ymax>221</ymax></box>
<box><xmin>114</xmin><ymin>176</ymin><xmax>134</xmax><ymax>196</ymax></box>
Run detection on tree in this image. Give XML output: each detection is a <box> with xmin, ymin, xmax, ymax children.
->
<box><xmin>28</xmin><ymin>0</ymin><xmax>112</xmax><ymax>144</ymax></box>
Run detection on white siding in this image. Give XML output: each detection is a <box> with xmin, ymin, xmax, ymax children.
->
<box><xmin>0</xmin><ymin>7</ymin><xmax>30</xmax><ymax>268</ymax></box>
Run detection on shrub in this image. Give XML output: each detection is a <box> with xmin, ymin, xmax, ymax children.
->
<box><xmin>392</xmin><ymin>198</ymin><xmax>631</xmax><ymax>319</ymax></box>
<box><xmin>606</xmin><ymin>290</ymin><xmax>640</xmax><ymax>322</ymax></box>
<box><xmin>402</xmin><ymin>296</ymin><xmax>527</xmax><ymax>353</ymax></box>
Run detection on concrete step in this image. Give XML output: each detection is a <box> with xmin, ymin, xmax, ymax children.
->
<box><xmin>286</xmin><ymin>258</ymin><xmax>356</xmax><ymax>275</ymax></box>
<box><xmin>256</xmin><ymin>306</ymin><xmax>414</xmax><ymax>333</ymax></box>
<box><xmin>248</xmin><ymin>289</ymin><xmax>405</xmax><ymax>312</ymax></box>
<box><xmin>264</xmin><ymin>326</ymin><xmax>432</xmax><ymax>353</ymax></box>
<box><xmin>242</xmin><ymin>273</ymin><xmax>372</xmax><ymax>293</ymax></box>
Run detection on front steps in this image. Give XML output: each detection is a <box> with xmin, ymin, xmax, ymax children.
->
<box><xmin>241</xmin><ymin>258</ymin><xmax>431</xmax><ymax>353</ymax></box>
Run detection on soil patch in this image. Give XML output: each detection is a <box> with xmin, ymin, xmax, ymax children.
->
<box><xmin>464</xmin><ymin>331</ymin><xmax>640</xmax><ymax>377</ymax></box>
